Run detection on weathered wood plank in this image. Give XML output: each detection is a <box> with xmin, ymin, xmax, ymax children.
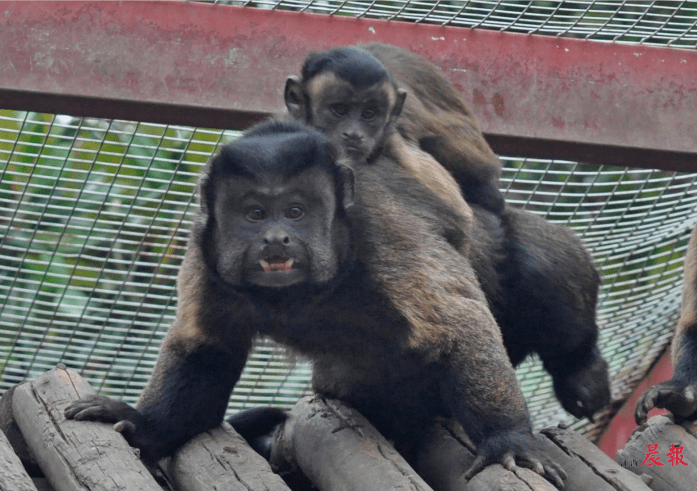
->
<box><xmin>0</xmin><ymin>427</ymin><xmax>38</xmax><ymax>491</ymax></box>
<box><xmin>160</xmin><ymin>421</ymin><xmax>290</xmax><ymax>491</ymax></box>
<box><xmin>11</xmin><ymin>365</ymin><xmax>162</xmax><ymax>491</ymax></box>
<box><xmin>414</xmin><ymin>421</ymin><xmax>555</xmax><ymax>491</ymax></box>
<box><xmin>541</xmin><ymin>425</ymin><xmax>652</xmax><ymax>491</ymax></box>
<box><xmin>270</xmin><ymin>396</ymin><xmax>433</xmax><ymax>491</ymax></box>
<box><xmin>616</xmin><ymin>415</ymin><xmax>697</xmax><ymax>491</ymax></box>
<box><xmin>0</xmin><ymin>385</ymin><xmax>40</xmax><ymax>475</ymax></box>
<box><xmin>31</xmin><ymin>479</ymin><xmax>56</xmax><ymax>491</ymax></box>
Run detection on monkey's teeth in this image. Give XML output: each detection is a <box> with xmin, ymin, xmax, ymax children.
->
<box><xmin>259</xmin><ymin>259</ymin><xmax>294</xmax><ymax>272</ymax></box>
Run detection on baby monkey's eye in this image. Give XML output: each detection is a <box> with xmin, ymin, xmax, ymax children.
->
<box><xmin>245</xmin><ymin>207</ymin><xmax>266</xmax><ymax>221</ymax></box>
<box><xmin>286</xmin><ymin>206</ymin><xmax>305</xmax><ymax>220</ymax></box>
<box><xmin>361</xmin><ymin>108</ymin><xmax>376</xmax><ymax>120</ymax></box>
<box><xmin>331</xmin><ymin>104</ymin><xmax>349</xmax><ymax>117</ymax></box>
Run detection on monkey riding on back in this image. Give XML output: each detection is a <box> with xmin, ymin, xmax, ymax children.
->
<box><xmin>278</xmin><ymin>43</ymin><xmax>610</xmax><ymax>421</ymax></box>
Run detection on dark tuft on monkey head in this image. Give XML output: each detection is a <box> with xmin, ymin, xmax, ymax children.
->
<box><xmin>213</xmin><ymin>120</ymin><xmax>338</xmax><ymax>181</ymax></box>
<box><xmin>302</xmin><ymin>47</ymin><xmax>390</xmax><ymax>88</ymax></box>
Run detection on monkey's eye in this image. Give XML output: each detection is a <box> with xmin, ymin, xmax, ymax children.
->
<box><xmin>331</xmin><ymin>104</ymin><xmax>349</xmax><ymax>117</ymax></box>
<box><xmin>361</xmin><ymin>109</ymin><xmax>376</xmax><ymax>121</ymax></box>
<box><xmin>286</xmin><ymin>206</ymin><xmax>305</xmax><ymax>220</ymax></box>
<box><xmin>245</xmin><ymin>207</ymin><xmax>266</xmax><ymax>221</ymax></box>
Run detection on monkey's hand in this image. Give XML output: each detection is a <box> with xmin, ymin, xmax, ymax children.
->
<box><xmin>634</xmin><ymin>379</ymin><xmax>697</xmax><ymax>425</ymax></box>
<box><xmin>553</xmin><ymin>351</ymin><xmax>611</xmax><ymax>421</ymax></box>
<box><xmin>64</xmin><ymin>395</ymin><xmax>148</xmax><ymax>450</ymax></box>
<box><xmin>466</xmin><ymin>430</ymin><xmax>567</xmax><ymax>489</ymax></box>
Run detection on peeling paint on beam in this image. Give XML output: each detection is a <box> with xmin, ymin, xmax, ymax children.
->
<box><xmin>0</xmin><ymin>2</ymin><xmax>695</xmax><ymax>170</ymax></box>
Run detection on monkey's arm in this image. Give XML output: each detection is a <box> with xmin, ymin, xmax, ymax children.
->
<box><xmin>635</xmin><ymin>227</ymin><xmax>697</xmax><ymax>425</ymax></box>
<box><xmin>437</xmin><ymin>301</ymin><xmax>566</xmax><ymax>488</ymax></box>
<box><xmin>65</xmin><ymin>248</ymin><xmax>254</xmax><ymax>462</ymax></box>
<box><xmin>64</xmin><ymin>339</ymin><xmax>249</xmax><ymax>462</ymax></box>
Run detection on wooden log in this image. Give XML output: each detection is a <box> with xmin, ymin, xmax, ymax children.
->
<box><xmin>0</xmin><ymin>427</ymin><xmax>39</xmax><ymax>491</ymax></box>
<box><xmin>160</xmin><ymin>421</ymin><xmax>290</xmax><ymax>491</ymax></box>
<box><xmin>541</xmin><ymin>425</ymin><xmax>653</xmax><ymax>491</ymax></box>
<box><xmin>616</xmin><ymin>415</ymin><xmax>697</xmax><ymax>491</ymax></box>
<box><xmin>31</xmin><ymin>479</ymin><xmax>56</xmax><ymax>491</ymax></box>
<box><xmin>270</xmin><ymin>396</ymin><xmax>433</xmax><ymax>491</ymax></box>
<box><xmin>415</xmin><ymin>420</ymin><xmax>556</xmax><ymax>491</ymax></box>
<box><xmin>11</xmin><ymin>365</ymin><xmax>162</xmax><ymax>491</ymax></box>
<box><xmin>0</xmin><ymin>385</ymin><xmax>40</xmax><ymax>474</ymax></box>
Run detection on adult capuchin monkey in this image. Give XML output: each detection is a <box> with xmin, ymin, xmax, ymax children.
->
<box><xmin>64</xmin><ymin>120</ymin><xmax>566</xmax><ymax>488</ymax></box>
<box><xmin>277</xmin><ymin>44</ymin><xmax>610</xmax><ymax>421</ymax></box>
<box><xmin>635</xmin><ymin>226</ymin><xmax>697</xmax><ymax>425</ymax></box>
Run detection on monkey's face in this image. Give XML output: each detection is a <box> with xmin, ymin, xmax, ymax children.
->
<box><xmin>210</xmin><ymin>168</ymin><xmax>348</xmax><ymax>289</ymax></box>
<box><xmin>287</xmin><ymin>73</ymin><xmax>404</xmax><ymax>163</ymax></box>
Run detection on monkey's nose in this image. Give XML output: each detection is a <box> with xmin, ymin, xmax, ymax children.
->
<box><xmin>342</xmin><ymin>132</ymin><xmax>364</xmax><ymax>142</ymax></box>
<box><xmin>263</xmin><ymin>229</ymin><xmax>291</xmax><ymax>245</ymax></box>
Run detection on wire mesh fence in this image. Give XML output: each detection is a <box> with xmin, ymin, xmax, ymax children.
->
<box><xmin>215</xmin><ymin>0</ymin><xmax>697</xmax><ymax>49</ymax></box>
<box><xmin>1</xmin><ymin>110</ymin><xmax>695</xmax><ymax>438</ymax></box>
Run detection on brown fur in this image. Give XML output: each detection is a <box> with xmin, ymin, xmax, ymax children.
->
<box><xmin>675</xmin><ymin>226</ymin><xmax>697</xmax><ymax>360</ymax></box>
<box><xmin>636</xmin><ymin>226</ymin><xmax>697</xmax><ymax>424</ymax></box>
<box><xmin>282</xmin><ymin>43</ymin><xmax>608</xmax><ymax>421</ymax></box>
<box><xmin>358</xmin><ymin>42</ymin><xmax>504</xmax><ymax>214</ymax></box>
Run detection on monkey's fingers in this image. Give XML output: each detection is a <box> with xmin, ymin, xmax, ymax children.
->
<box><xmin>635</xmin><ymin>382</ymin><xmax>697</xmax><ymax>424</ymax></box>
<box><xmin>463</xmin><ymin>454</ymin><xmax>489</xmax><ymax>480</ymax></box>
<box><xmin>634</xmin><ymin>389</ymin><xmax>656</xmax><ymax>425</ymax></box>
<box><xmin>114</xmin><ymin>419</ymin><xmax>138</xmax><ymax>435</ymax></box>
<box><xmin>501</xmin><ymin>452</ymin><xmax>517</xmax><ymax>472</ymax></box>
<box><xmin>658</xmin><ymin>385</ymin><xmax>697</xmax><ymax>418</ymax></box>
<box><xmin>517</xmin><ymin>455</ymin><xmax>567</xmax><ymax>489</ymax></box>
<box><xmin>465</xmin><ymin>449</ymin><xmax>566</xmax><ymax>489</ymax></box>
<box><xmin>542</xmin><ymin>461</ymin><xmax>567</xmax><ymax>489</ymax></box>
<box><xmin>64</xmin><ymin>395</ymin><xmax>119</xmax><ymax>422</ymax></box>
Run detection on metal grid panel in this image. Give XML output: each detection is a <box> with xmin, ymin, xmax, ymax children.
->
<box><xmin>2</xmin><ymin>110</ymin><xmax>694</xmax><ymax>436</ymax></box>
<box><xmin>221</xmin><ymin>0</ymin><xmax>697</xmax><ymax>49</ymax></box>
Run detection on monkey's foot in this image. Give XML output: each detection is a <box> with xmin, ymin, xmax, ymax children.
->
<box><xmin>466</xmin><ymin>431</ymin><xmax>567</xmax><ymax>489</ymax></box>
<box><xmin>634</xmin><ymin>380</ymin><xmax>697</xmax><ymax>425</ymax></box>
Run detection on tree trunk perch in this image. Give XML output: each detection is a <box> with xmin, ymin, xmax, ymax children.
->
<box><xmin>0</xmin><ymin>427</ymin><xmax>39</xmax><ymax>491</ymax></box>
<box><xmin>270</xmin><ymin>396</ymin><xmax>434</xmax><ymax>491</ymax></box>
<box><xmin>160</xmin><ymin>421</ymin><xmax>290</xmax><ymax>491</ymax></box>
<box><xmin>617</xmin><ymin>415</ymin><xmax>697</xmax><ymax>491</ymax></box>
<box><xmin>11</xmin><ymin>365</ymin><xmax>162</xmax><ymax>491</ymax></box>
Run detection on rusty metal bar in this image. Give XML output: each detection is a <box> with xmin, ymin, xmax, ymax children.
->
<box><xmin>1</xmin><ymin>2</ymin><xmax>695</xmax><ymax>171</ymax></box>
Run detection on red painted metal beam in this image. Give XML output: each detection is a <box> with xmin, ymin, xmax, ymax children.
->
<box><xmin>1</xmin><ymin>2</ymin><xmax>695</xmax><ymax>171</ymax></box>
<box><xmin>597</xmin><ymin>350</ymin><xmax>672</xmax><ymax>458</ymax></box>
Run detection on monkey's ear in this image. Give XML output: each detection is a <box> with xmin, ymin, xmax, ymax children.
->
<box><xmin>391</xmin><ymin>88</ymin><xmax>407</xmax><ymax>120</ymax></box>
<box><xmin>337</xmin><ymin>163</ymin><xmax>355</xmax><ymax>211</ymax></box>
<box><xmin>196</xmin><ymin>169</ymin><xmax>212</xmax><ymax>216</ymax></box>
<box><xmin>285</xmin><ymin>76</ymin><xmax>306</xmax><ymax>120</ymax></box>
<box><xmin>197</xmin><ymin>153</ymin><xmax>224</xmax><ymax>217</ymax></box>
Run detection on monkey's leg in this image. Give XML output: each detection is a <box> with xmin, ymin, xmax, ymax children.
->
<box><xmin>500</xmin><ymin>207</ymin><xmax>610</xmax><ymax>420</ymax></box>
<box><xmin>636</xmin><ymin>227</ymin><xmax>697</xmax><ymax>424</ymax></box>
<box><xmin>419</xmin><ymin>125</ymin><xmax>504</xmax><ymax>214</ymax></box>
<box><xmin>634</xmin><ymin>319</ymin><xmax>697</xmax><ymax>425</ymax></box>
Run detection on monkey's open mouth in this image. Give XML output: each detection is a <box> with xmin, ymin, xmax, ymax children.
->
<box><xmin>259</xmin><ymin>258</ymin><xmax>295</xmax><ymax>272</ymax></box>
